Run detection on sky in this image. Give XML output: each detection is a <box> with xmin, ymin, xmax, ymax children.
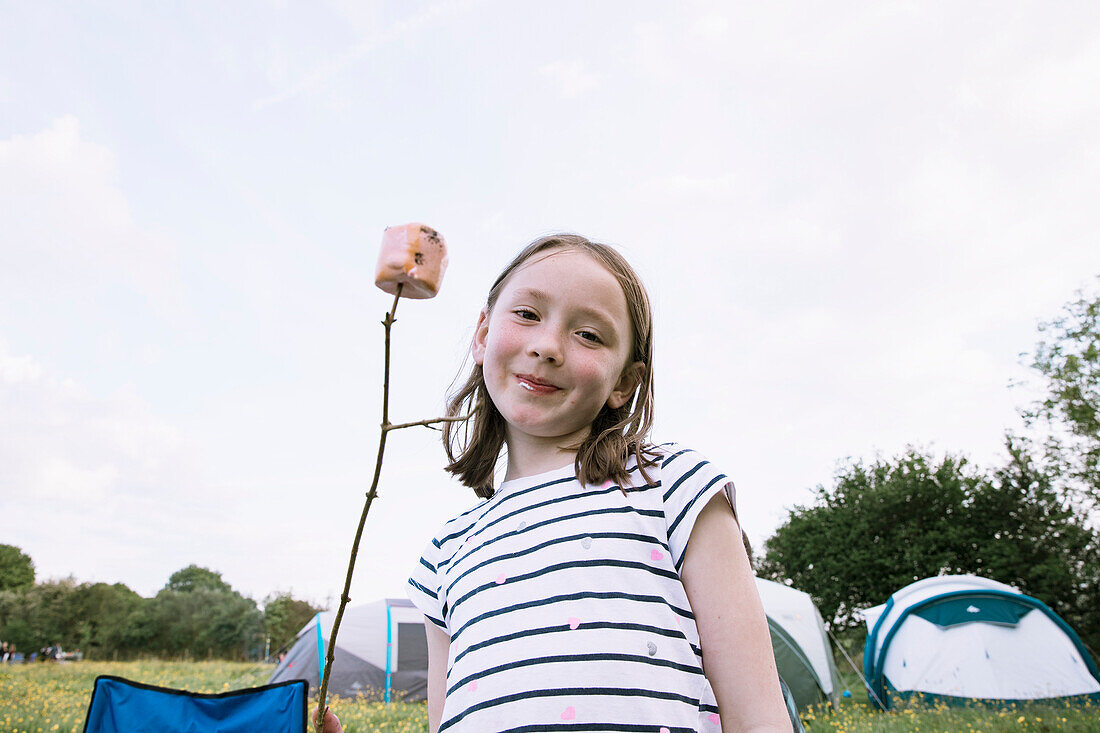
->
<box><xmin>2</xmin><ymin>1</ymin><xmax>1099</xmax><ymax>610</ymax></box>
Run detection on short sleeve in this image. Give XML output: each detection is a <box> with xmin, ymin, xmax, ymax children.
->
<box><xmin>406</xmin><ymin>536</ymin><xmax>448</xmax><ymax>631</ymax></box>
<box><xmin>660</xmin><ymin>445</ymin><xmax>736</xmax><ymax>572</ymax></box>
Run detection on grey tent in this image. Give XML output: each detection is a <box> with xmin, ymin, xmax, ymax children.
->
<box><xmin>269</xmin><ymin>598</ymin><xmax>428</xmax><ymax>702</ymax></box>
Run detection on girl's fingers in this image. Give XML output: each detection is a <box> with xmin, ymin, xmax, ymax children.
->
<box><xmin>312</xmin><ymin>706</ymin><xmax>345</xmax><ymax>733</ymax></box>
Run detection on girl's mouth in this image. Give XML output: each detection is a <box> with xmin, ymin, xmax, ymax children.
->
<box><xmin>516</xmin><ymin>375</ymin><xmax>560</xmax><ymax>394</ymax></box>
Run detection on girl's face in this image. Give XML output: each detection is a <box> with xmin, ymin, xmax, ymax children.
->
<box><xmin>472</xmin><ymin>248</ymin><xmax>642</xmax><ymax>449</ymax></box>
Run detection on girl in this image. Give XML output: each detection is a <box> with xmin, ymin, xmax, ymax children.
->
<box><xmin>408</xmin><ymin>234</ymin><xmax>791</xmax><ymax>732</ymax></box>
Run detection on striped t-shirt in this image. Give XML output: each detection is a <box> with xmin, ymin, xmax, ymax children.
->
<box><xmin>406</xmin><ymin>443</ymin><xmax>737</xmax><ymax>733</ymax></box>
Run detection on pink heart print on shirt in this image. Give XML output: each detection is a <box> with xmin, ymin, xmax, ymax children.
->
<box><xmin>568</xmin><ymin>617</ymin><xmax>581</xmax><ymax>630</ymax></box>
<box><xmin>495</xmin><ymin>573</ymin><xmax>506</xmax><ymax>584</ymax></box>
<box><xmin>467</xmin><ymin>681</ymin><xmax>477</xmax><ymax>692</ymax></box>
<box><xmin>660</xmin><ymin>728</ymin><xmax>671</xmax><ymax>733</ymax></box>
<box><xmin>708</xmin><ymin>712</ymin><xmax>721</xmax><ymax>725</ymax></box>
<box><xmin>561</xmin><ymin>706</ymin><xmax>576</xmax><ymax>720</ymax></box>
<box><xmin>651</xmin><ymin>548</ymin><xmax>664</xmax><ymax>562</ymax></box>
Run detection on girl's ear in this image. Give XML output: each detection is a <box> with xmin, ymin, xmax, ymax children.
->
<box><xmin>472</xmin><ymin>308</ymin><xmax>490</xmax><ymax>365</ymax></box>
<box><xmin>606</xmin><ymin>361</ymin><xmax>645</xmax><ymax>410</ymax></box>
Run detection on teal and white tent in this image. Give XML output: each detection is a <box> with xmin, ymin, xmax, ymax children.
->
<box><xmin>755</xmin><ymin>578</ymin><xmax>841</xmax><ymax>713</ymax></box>
<box><xmin>862</xmin><ymin>575</ymin><xmax>1100</xmax><ymax>709</ymax></box>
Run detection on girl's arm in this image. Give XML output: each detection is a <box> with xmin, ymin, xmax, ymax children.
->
<box><xmin>424</xmin><ymin>617</ymin><xmax>451</xmax><ymax>733</ymax></box>
<box><xmin>681</xmin><ymin>493</ymin><xmax>791</xmax><ymax>733</ymax></box>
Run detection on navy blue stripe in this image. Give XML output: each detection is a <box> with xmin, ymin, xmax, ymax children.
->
<box><xmin>669</xmin><ymin>473</ymin><xmax>726</xmax><ymax>546</ymax></box>
<box><xmin>503</xmin><ymin>721</ymin><xmax>690</xmax><ymax>726</ymax></box>
<box><xmin>439</xmin><ymin>476</ymin><xmax>576</xmax><ymax>545</ymax></box>
<box><xmin>437</xmin><ymin>461</ymin><xmax>649</xmax><ymax>555</ymax></box>
<box><xmin>663</xmin><ymin>460</ymin><xmax>706</xmax><ymax>502</ymax></box>
<box><xmin>451</xmin><ymin>590</ymin><xmax>693</xmax><ymax>645</ymax></box>
<box><xmin>444</xmin><ymin>531</ymin><xmax>669</xmax><ymax>600</ymax></box>
<box><xmin>419</xmin><ymin>557</ymin><xmax>435</xmax><ymax>573</ymax></box>
<box><xmin>451</xmin><ymin>621</ymin><xmax>693</xmax><ymax>667</ymax></box>
<box><xmin>439</xmin><ymin>686</ymin><xmax>704</xmax><ymax>732</ymax></box>
<box><xmin>661</xmin><ymin>448</ymin><xmax>692</xmax><ymax>468</ymax></box>
<box><xmin>447</xmin><ymin>652</ymin><xmax>704</xmax><ymax>696</ymax></box>
<box><xmin>407</xmin><ymin>578</ymin><xmax>437</xmax><ymax>600</ymax></box>
<box><xmin>439</xmin><ymin>480</ymin><xmax>657</xmax><ymax>573</ymax></box>
<box><xmin>449</xmin><ymin>558</ymin><xmax>681</xmax><ymax>616</ymax></box>
<box><xmin>442</xmin><ymin>504</ymin><xmax>664</xmax><ymax>577</ymax></box>
<box><xmin>424</xmin><ymin>614</ymin><xmax>446</xmax><ymax>629</ymax></box>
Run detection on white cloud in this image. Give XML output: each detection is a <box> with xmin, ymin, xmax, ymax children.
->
<box><xmin>690</xmin><ymin>14</ymin><xmax>729</xmax><ymax>41</ymax></box>
<box><xmin>254</xmin><ymin>0</ymin><xmax>489</xmax><ymax>109</ymax></box>
<box><xmin>0</xmin><ymin>339</ymin><xmax>199</xmax><ymax>592</ymax></box>
<box><xmin>0</xmin><ymin>117</ymin><xmax>186</xmax><ymax>320</ymax></box>
<box><xmin>0</xmin><ymin>349</ymin><xmax>42</xmax><ymax>384</ymax></box>
<box><xmin>539</xmin><ymin>59</ymin><xmax>601</xmax><ymax>98</ymax></box>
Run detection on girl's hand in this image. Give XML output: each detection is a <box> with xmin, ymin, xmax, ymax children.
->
<box><xmin>312</xmin><ymin>706</ymin><xmax>344</xmax><ymax>733</ymax></box>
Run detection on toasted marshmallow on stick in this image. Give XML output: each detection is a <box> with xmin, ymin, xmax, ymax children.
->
<box><xmin>374</xmin><ymin>223</ymin><xmax>448</xmax><ymax>299</ymax></box>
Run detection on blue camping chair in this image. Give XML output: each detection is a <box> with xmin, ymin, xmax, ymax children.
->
<box><xmin>83</xmin><ymin>675</ymin><xmax>308</xmax><ymax>733</ymax></box>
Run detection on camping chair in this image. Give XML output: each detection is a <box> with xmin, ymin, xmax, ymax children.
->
<box><xmin>82</xmin><ymin>675</ymin><xmax>308</xmax><ymax>733</ymax></box>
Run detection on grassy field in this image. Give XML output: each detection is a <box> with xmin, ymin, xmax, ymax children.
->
<box><xmin>2</xmin><ymin>660</ymin><xmax>1100</xmax><ymax>732</ymax></box>
<box><xmin>801</xmin><ymin>667</ymin><xmax>1100</xmax><ymax>732</ymax></box>
<box><xmin>0</xmin><ymin>660</ymin><xmax>426</xmax><ymax>733</ymax></box>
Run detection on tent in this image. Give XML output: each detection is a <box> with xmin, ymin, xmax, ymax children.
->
<box><xmin>862</xmin><ymin>575</ymin><xmax>1100</xmax><ymax>709</ymax></box>
<box><xmin>755</xmin><ymin>577</ymin><xmax>841</xmax><ymax>713</ymax></box>
<box><xmin>268</xmin><ymin>598</ymin><xmax>428</xmax><ymax>702</ymax></box>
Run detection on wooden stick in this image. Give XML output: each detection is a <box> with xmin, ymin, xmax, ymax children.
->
<box><xmin>314</xmin><ymin>285</ymin><xmax>403</xmax><ymax>731</ymax></box>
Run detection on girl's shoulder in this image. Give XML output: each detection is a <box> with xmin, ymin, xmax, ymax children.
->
<box><xmin>638</xmin><ymin>440</ymin><xmax>714</xmax><ymax>472</ymax></box>
<box><xmin>424</xmin><ymin>493</ymin><xmax>497</xmax><ymax>552</ymax></box>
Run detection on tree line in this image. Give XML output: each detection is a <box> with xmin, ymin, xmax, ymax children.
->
<box><xmin>3</xmin><ymin>280</ymin><xmax>1097</xmax><ymax>662</ymax></box>
<box><xmin>0</xmin><ymin>556</ymin><xmax>319</xmax><ymax>661</ymax></box>
<box><xmin>757</xmin><ymin>279</ymin><xmax>1100</xmax><ymax>655</ymax></box>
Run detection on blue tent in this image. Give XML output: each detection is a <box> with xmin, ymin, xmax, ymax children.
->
<box><xmin>863</xmin><ymin>575</ymin><xmax>1100</xmax><ymax>709</ymax></box>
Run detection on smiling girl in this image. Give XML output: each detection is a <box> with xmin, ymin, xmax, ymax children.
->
<box><xmin>405</xmin><ymin>233</ymin><xmax>791</xmax><ymax>732</ymax></box>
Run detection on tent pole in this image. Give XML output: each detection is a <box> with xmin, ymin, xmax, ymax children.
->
<box><xmin>315</xmin><ymin>615</ymin><xmax>326</xmax><ymax>689</ymax></box>
<box><xmin>385</xmin><ymin>602</ymin><xmax>393</xmax><ymax>705</ymax></box>
<box><xmin>824</xmin><ymin>624</ymin><xmax>885</xmax><ymax>710</ymax></box>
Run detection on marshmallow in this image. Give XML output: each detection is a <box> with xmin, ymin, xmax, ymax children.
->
<box><xmin>374</xmin><ymin>223</ymin><xmax>448</xmax><ymax>299</ymax></box>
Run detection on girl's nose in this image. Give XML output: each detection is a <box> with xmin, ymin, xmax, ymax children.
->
<box><xmin>529</xmin><ymin>331</ymin><xmax>563</xmax><ymax>364</ymax></box>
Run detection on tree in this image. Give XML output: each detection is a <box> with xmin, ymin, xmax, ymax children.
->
<box><xmin>757</xmin><ymin>443</ymin><xmax>1100</xmax><ymax>649</ymax></box>
<box><xmin>1021</xmin><ymin>278</ymin><xmax>1100</xmax><ymax>506</ymax></box>
<box><xmin>163</xmin><ymin>565</ymin><xmax>233</xmax><ymax>594</ymax></box>
<box><xmin>969</xmin><ymin>436</ymin><xmax>1100</xmax><ymax>653</ymax></box>
<box><xmin>68</xmin><ymin>582</ymin><xmax>144</xmax><ymax>656</ymax></box>
<box><xmin>147</xmin><ymin>566</ymin><xmax>262</xmax><ymax>659</ymax></box>
<box><xmin>264</xmin><ymin>593</ymin><xmax>322</xmax><ymax>653</ymax></box>
<box><xmin>0</xmin><ymin>578</ymin><xmax>79</xmax><ymax>651</ymax></box>
<box><xmin>0</xmin><ymin>545</ymin><xmax>34</xmax><ymax>591</ymax></box>
<box><xmin>757</xmin><ymin>448</ymin><xmax>981</xmax><ymax>629</ymax></box>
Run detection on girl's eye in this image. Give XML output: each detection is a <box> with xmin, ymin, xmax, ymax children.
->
<box><xmin>578</xmin><ymin>330</ymin><xmax>603</xmax><ymax>344</ymax></box>
<box><xmin>515</xmin><ymin>308</ymin><xmax>538</xmax><ymax>321</ymax></box>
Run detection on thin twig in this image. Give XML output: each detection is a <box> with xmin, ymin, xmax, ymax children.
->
<box><xmin>314</xmin><ymin>284</ymin><xmax>403</xmax><ymax>731</ymax></box>
<box><xmin>386</xmin><ymin>413</ymin><xmax>473</xmax><ymax>432</ymax></box>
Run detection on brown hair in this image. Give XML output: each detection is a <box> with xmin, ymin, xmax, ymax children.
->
<box><xmin>442</xmin><ymin>234</ymin><xmax>657</xmax><ymax>498</ymax></box>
